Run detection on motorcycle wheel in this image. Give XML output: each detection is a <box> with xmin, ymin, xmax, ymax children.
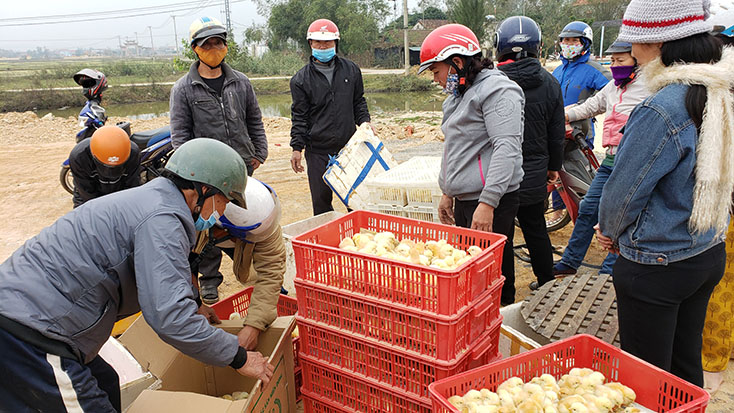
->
<box><xmin>60</xmin><ymin>165</ymin><xmax>74</xmax><ymax>194</ymax></box>
<box><xmin>544</xmin><ymin>188</ymin><xmax>571</xmax><ymax>232</ymax></box>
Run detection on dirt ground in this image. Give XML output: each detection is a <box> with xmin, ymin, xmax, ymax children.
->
<box><xmin>0</xmin><ymin>110</ymin><xmax>608</xmax><ymax>301</ymax></box>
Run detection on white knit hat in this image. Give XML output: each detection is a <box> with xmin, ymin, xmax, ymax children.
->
<box><xmin>618</xmin><ymin>0</ymin><xmax>713</xmax><ymax>43</ymax></box>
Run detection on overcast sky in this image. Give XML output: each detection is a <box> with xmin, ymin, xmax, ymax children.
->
<box><xmin>0</xmin><ymin>0</ymin><xmax>424</xmax><ymax>52</ymax></box>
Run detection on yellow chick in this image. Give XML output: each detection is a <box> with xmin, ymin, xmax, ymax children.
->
<box><xmin>520</xmin><ymin>383</ymin><xmax>547</xmax><ymax>406</ymax></box>
<box><xmin>558</xmin><ymin>375</ymin><xmax>583</xmax><ymax>397</ymax></box>
<box><xmin>569</xmin><ymin>368</ymin><xmax>594</xmax><ymax>378</ymax></box>
<box><xmin>456</xmin><ymin>255</ymin><xmax>472</xmax><ymax>267</ymax></box>
<box><xmin>593</xmin><ymin>384</ymin><xmax>622</xmax><ymax>408</ymax></box>
<box><xmin>221</xmin><ymin>394</ymin><xmax>234</xmax><ymax>400</ymax></box>
<box><xmin>438</xmin><ymin>244</ymin><xmax>454</xmax><ymax>259</ymax></box>
<box><xmin>339</xmin><ymin>237</ymin><xmax>356</xmax><ymax>249</ymax></box>
<box><xmin>558</xmin><ymin>395</ymin><xmax>587</xmax><ymax>413</ymax></box>
<box><xmin>544</xmin><ymin>406</ymin><xmax>559</xmax><ymax>413</ymax></box>
<box><xmin>497</xmin><ymin>389</ymin><xmax>515</xmax><ymax>411</ymax></box>
<box><xmin>447</xmin><ymin>395</ymin><xmax>465</xmax><ymax>410</ymax></box>
<box><xmin>516</xmin><ymin>399</ymin><xmax>544</xmax><ymax>413</ymax></box>
<box><xmin>228</xmin><ymin>312</ymin><xmax>242</xmax><ymax>320</ymax></box>
<box><xmin>452</xmin><ymin>249</ymin><xmax>468</xmax><ymax>261</ymax></box>
<box><xmin>530</xmin><ymin>374</ymin><xmax>560</xmax><ymax>394</ymax></box>
<box><xmin>582</xmin><ymin>392</ymin><xmax>613</xmax><ymax>413</ymax></box>
<box><xmin>430</xmin><ymin>259</ymin><xmax>450</xmax><ymax>269</ymax></box>
<box><xmin>444</xmin><ymin>255</ymin><xmax>456</xmax><ymax>267</ymax></box>
<box><xmin>467</xmin><ymin>245</ymin><xmax>483</xmax><ymax>256</ymax></box>
<box><xmin>480</xmin><ymin>388</ymin><xmax>500</xmax><ymax>406</ymax></box>
<box><xmin>463</xmin><ymin>389</ymin><xmax>483</xmax><ymax>404</ymax></box>
<box><xmin>342</xmin><ymin>245</ymin><xmax>358</xmax><ymax>252</ymax></box>
<box><xmin>395</xmin><ymin>242</ymin><xmax>411</xmax><ymax>257</ymax></box>
<box><xmin>603</xmin><ymin>383</ymin><xmax>636</xmax><ymax>405</ymax></box>
<box><xmin>622</xmin><ymin>407</ymin><xmax>640</xmax><ymax>413</ymax></box>
<box><xmin>359</xmin><ymin>240</ymin><xmax>377</xmax><ymax>254</ymax></box>
<box><xmin>581</xmin><ymin>372</ymin><xmax>606</xmax><ymax>390</ymax></box>
<box><xmin>497</xmin><ymin>377</ymin><xmax>524</xmax><ymax>395</ymax></box>
<box><xmin>352</xmin><ymin>233</ymin><xmax>372</xmax><ymax>249</ymax></box>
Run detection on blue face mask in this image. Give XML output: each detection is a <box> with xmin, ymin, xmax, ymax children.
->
<box><xmin>195</xmin><ymin>197</ymin><xmax>220</xmax><ymax>232</ymax></box>
<box><xmin>444</xmin><ymin>74</ymin><xmax>459</xmax><ymax>97</ymax></box>
<box><xmin>312</xmin><ymin>47</ymin><xmax>336</xmax><ymax>63</ymax></box>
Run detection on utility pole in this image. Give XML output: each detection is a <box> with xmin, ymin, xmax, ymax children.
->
<box><xmin>599</xmin><ymin>25</ymin><xmax>605</xmax><ymax>59</ymax></box>
<box><xmin>172</xmin><ymin>15</ymin><xmax>179</xmax><ymax>55</ymax></box>
<box><xmin>118</xmin><ymin>36</ymin><xmax>122</xmax><ymax>56</ymax></box>
<box><xmin>224</xmin><ymin>0</ymin><xmax>233</xmax><ymax>39</ymax></box>
<box><xmin>135</xmin><ymin>32</ymin><xmax>140</xmax><ymax>56</ymax></box>
<box><xmin>403</xmin><ymin>0</ymin><xmax>409</xmax><ymax>75</ymax></box>
<box><xmin>149</xmin><ymin>26</ymin><xmax>155</xmax><ymax>57</ymax></box>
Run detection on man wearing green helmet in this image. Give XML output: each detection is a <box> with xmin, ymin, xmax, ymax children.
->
<box><xmin>0</xmin><ymin>139</ymin><xmax>273</xmax><ymax>412</ymax></box>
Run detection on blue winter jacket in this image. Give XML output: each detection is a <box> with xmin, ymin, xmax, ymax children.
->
<box><xmin>552</xmin><ymin>52</ymin><xmax>611</xmax><ymax>106</ymax></box>
<box><xmin>598</xmin><ymin>84</ymin><xmax>726</xmax><ymax>265</ymax></box>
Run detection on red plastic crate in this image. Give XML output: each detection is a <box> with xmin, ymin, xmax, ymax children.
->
<box><xmin>291</xmin><ymin>211</ymin><xmax>506</xmax><ymax>315</ymax></box>
<box><xmin>211</xmin><ymin>286</ymin><xmax>302</xmax><ymax>399</ymax></box>
<box><xmin>297</xmin><ymin>315</ymin><xmax>502</xmax><ymax>399</ymax></box>
<box><xmin>429</xmin><ymin>334</ymin><xmax>710</xmax><ymax>413</ymax></box>
<box><xmin>295</xmin><ymin>277</ymin><xmax>503</xmax><ymax>362</ymax></box>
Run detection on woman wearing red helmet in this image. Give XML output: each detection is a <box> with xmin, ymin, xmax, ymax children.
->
<box><xmin>419</xmin><ymin>24</ymin><xmax>525</xmax><ymax>305</ymax></box>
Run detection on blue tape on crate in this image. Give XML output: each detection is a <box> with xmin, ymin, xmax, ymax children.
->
<box><xmin>324</xmin><ymin>141</ymin><xmax>391</xmax><ymax>208</ymax></box>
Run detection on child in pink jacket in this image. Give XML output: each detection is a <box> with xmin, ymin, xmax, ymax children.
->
<box><xmin>553</xmin><ymin>40</ymin><xmax>649</xmax><ymax>277</ymax></box>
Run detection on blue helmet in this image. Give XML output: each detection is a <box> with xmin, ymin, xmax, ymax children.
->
<box><xmin>559</xmin><ymin>21</ymin><xmax>593</xmax><ymax>50</ymax></box>
<box><xmin>494</xmin><ymin>16</ymin><xmax>542</xmax><ymax>61</ymax></box>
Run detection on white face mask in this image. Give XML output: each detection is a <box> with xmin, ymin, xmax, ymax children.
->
<box><xmin>561</xmin><ymin>43</ymin><xmax>585</xmax><ymax>59</ymax></box>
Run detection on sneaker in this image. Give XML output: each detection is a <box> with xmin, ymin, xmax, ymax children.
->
<box><xmin>553</xmin><ymin>262</ymin><xmax>577</xmax><ymax>277</ymax></box>
<box><xmin>200</xmin><ymin>284</ymin><xmax>220</xmax><ymax>305</ymax></box>
<box><xmin>529</xmin><ymin>281</ymin><xmax>539</xmax><ymax>291</ymax></box>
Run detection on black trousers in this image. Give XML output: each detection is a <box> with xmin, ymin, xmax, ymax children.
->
<box><xmin>612</xmin><ymin>242</ymin><xmax>726</xmax><ymax>387</ymax></box>
<box><xmin>516</xmin><ymin>201</ymin><xmax>554</xmax><ymax>285</ymax></box>
<box><xmin>305</xmin><ymin>151</ymin><xmax>336</xmax><ymax>216</ymax></box>
<box><xmin>454</xmin><ymin>190</ymin><xmax>520</xmax><ymax>305</ymax></box>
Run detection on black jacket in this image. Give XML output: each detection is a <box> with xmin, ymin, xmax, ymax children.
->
<box><xmin>69</xmin><ymin>138</ymin><xmax>141</xmax><ymax>208</ymax></box>
<box><xmin>498</xmin><ymin>58</ymin><xmax>565</xmax><ymax>205</ymax></box>
<box><xmin>289</xmin><ymin>56</ymin><xmax>371</xmax><ymax>154</ymax></box>
<box><xmin>170</xmin><ymin>62</ymin><xmax>268</xmax><ymax>164</ymax></box>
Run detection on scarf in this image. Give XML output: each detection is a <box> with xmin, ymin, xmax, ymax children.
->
<box><xmin>642</xmin><ymin>46</ymin><xmax>734</xmax><ymax>235</ymax></box>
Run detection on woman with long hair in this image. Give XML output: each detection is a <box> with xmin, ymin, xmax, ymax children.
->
<box><xmin>597</xmin><ymin>0</ymin><xmax>734</xmax><ymax>386</ymax></box>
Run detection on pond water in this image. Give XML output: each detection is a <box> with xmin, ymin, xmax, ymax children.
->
<box><xmin>42</xmin><ymin>91</ymin><xmax>444</xmax><ymax>120</ymax></box>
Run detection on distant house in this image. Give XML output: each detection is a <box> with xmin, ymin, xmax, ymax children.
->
<box><xmin>375</xmin><ymin>19</ymin><xmax>451</xmax><ymax>67</ymax></box>
<box><xmin>412</xmin><ymin>19</ymin><xmax>450</xmax><ymax>31</ymax></box>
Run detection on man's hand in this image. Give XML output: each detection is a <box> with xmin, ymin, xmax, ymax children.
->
<box><xmin>438</xmin><ymin>195</ymin><xmax>455</xmax><ymax>225</ymax></box>
<box><xmin>290</xmin><ymin>150</ymin><xmax>304</xmax><ymax>173</ymax></box>
<box><xmin>361</xmin><ymin>122</ymin><xmax>378</xmax><ymax>135</ymax></box>
<box><xmin>250</xmin><ymin>158</ymin><xmax>262</xmax><ymax>171</ymax></box>
<box><xmin>471</xmin><ymin>202</ymin><xmax>494</xmax><ymax>232</ymax></box>
<box><xmin>594</xmin><ymin>224</ymin><xmax>619</xmax><ymax>254</ymax></box>
<box><xmin>236</xmin><ymin>351</ymin><xmax>275</xmax><ymax>385</ymax></box>
<box><xmin>197</xmin><ymin>304</ymin><xmax>221</xmax><ymax>325</ymax></box>
<box><xmin>237</xmin><ymin>325</ymin><xmax>261</xmax><ymax>350</ymax></box>
<box><xmin>547</xmin><ymin>170</ymin><xmax>560</xmax><ymax>183</ymax></box>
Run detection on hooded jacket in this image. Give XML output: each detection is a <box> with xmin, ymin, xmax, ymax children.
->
<box><xmin>289</xmin><ymin>56</ymin><xmax>371</xmax><ymax>154</ymax></box>
<box><xmin>0</xmin><ymin>178</ymin><xmax>240</xmax><ymax>366</ymax></box>
<box><xmin>552</xmin><ymin>52</ymin><xmax>611</xmax><ymax>106</ymax></box>
<box><xmin>439</xmin><ymin>68</ymin><xmax>525</xmax><ymax>207</ymax></box>
<box><xmin>170</xmin><ymin>62</ymin><xmax>268</xmax><ymax>165</ymax></box>
<box><xmin>498</xmin><ymin>58</ymin><xmax>565</xmax><ymax>205</ymax></box>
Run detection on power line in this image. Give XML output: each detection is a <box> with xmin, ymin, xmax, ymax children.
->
<box><xmin>1</xmin><ymin>1</ymin><xmax>207</xmax><ymax>23</ymax></box>
<box><xmin>0</xmin><ymin>0</ymin><xmax>245</xmax><ymax>27</ymax></box>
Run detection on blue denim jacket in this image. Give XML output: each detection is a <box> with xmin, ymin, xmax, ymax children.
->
<box><xmin>599</xmin><ymin>83</ymin><xmax>726</xmax><ymax>265</ymax></box>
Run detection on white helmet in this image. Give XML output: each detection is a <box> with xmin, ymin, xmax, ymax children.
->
<box><xmin>216</xmin><ymin>178</ymin><xmax>281</xmax><ymax>244</ymax></box>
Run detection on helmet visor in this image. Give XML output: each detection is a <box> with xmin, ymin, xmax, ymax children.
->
<box><xmin>94</xmin><ymin>159</ymin><xmax>126</xmax><ymax>184</ymax></box>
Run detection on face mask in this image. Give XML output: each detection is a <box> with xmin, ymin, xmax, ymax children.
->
<box><xmin>195</xmin><ymin>197</ymin><xmax>220</xmax><ymax>232</ymax></box>
<box><xmin>195</xmin><ymin>46</ymin><xmax>228</xmax><ymax>68</ymax></box>
<box><xmin>561</xmin><ymin>43</ymin><xmax>584</xmax><ymax>60</ymax></box>
<box><xmin>611</xmin><ymin>65</ymin><xmax>636</xmax><ymax>86</ymax></box>
<box><xmin>443</xmin><ymin>73</ymin><xmax>459</xmax><ymax>96</ymax></box>
<box><xmin>312</xmin><ymin>47</ymin><xmax>336</xmax><ymax>63</ymax></box>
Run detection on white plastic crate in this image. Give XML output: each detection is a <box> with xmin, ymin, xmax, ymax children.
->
<box><xmin>365</xmin><ymin>203</ymin><xmax>406</xmax><ymax>218</ymax></box>
<box><xmin>403</xmin><ymin>205</ymin><xmax>439</xmax><ymax>222</ymax></box>
<box><xmin>322</xmin><ymin>124</ymin><xmax>398</xmax><ymax>210</ymax></box>
<box><xmin>364</xmin><ymin>156</ymin><xmax>442</xmax><ymax>208</ymax></box>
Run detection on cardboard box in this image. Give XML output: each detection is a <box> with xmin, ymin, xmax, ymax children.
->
<box><xmin>121</xmin><ymin>316</ymin><xmax>296</xmax><ymax>413</ymax></box>
<box><xmin>98</xmin><ymin>336</ymin><xmax>159</xmax><ymax>411</ymax></box>
<box><xmin>498</xmin><ymin>303</ymin><xmax>546</xmax><ymax>358</ymax></box>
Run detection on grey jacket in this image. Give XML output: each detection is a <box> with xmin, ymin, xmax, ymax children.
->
<box><xmin>0</xmin><ymin>178</ymin><xmax>239</xmax><ymax>366</ymax></box>
<box><xmin>439</xmin><ymin>69</ymin><xmax>525</xmax><ymax>207</ymax></box>
<box><xmin>170</xmin><ymin>62</ymin><xmax>268</xmax><ymax>164</ymax></box>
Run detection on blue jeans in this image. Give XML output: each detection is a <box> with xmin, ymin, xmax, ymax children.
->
<box><xmin>558</xmin><ymin>164</ymin><xmax>617</xmax><ymax>274</ymax></box>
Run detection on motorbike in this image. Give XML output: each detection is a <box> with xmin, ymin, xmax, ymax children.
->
<box><xmin>60</xmin><ymin>113</ymin><xmax>174</xmax><ymax>194</ymax></box>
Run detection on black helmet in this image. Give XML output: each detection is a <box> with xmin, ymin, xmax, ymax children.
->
<box><xmin>494</xmin><ymin>16</ymin><xmax>542</xmax><ymax>61</ymax></box>
<box><xmin>73</xmin><ymin>68</ymin><xmax>107</xmax><ymax>101</ymax></box>
<box><xmin>605</xmin><ymin>40</ymin><xmax>632</xmax><ymax>54</ymax></box>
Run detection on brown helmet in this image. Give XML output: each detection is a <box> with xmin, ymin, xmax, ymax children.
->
<box><xmin>90</xmin><ymin>125</ymin><xmax>131</xmax><ymax>166</ymax></box>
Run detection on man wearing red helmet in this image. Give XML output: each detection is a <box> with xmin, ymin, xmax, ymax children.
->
<box><xmin>289</xmin><ymin>18</ymin><xmax>372</xmax><ymax>215</ymax></box>
<box><xmin>419</xmin><ymin>24</ymin><xmax>525</xmax><ymax>305</ymax></box>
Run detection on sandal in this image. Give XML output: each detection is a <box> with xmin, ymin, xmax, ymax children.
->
<box><xmin>200</xmin><ymin>284</ymin><xmax>220</xmax><ymax>305</ymax></box>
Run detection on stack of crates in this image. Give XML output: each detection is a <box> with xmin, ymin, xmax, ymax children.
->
<box><xmin>291</xmin><ymin>211</ymin><xmax>507</xmax><ymax>412</ymax></box>
<box><xmin>364</xmin><ymin>157</ymin><xmax>443</xmax><ymax>222</ymax></box>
